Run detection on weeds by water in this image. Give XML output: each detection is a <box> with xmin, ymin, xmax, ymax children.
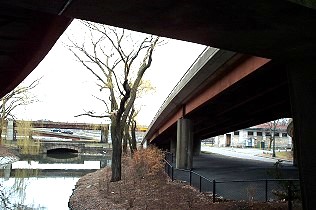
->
<box><xmin>16</xmin><ymin>121</ymin><xmax>41</xmax><ymax>155</ymax></box>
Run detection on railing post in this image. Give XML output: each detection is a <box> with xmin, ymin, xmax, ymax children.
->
<box><xmin>189</xmin><ymin>169</ymin><xmax>192</xmax><ymax>186</ymax></box>
<box><xmin>171</xmin><ymin>166</ymin><xmax>174</xmax><ymax>181</ymax></box>
<box><xmin>265</xmin><ymin>179</ymin><xmax>268</xmax><ymax>202</ymax></box>
<box><xmin>199</xmin><ymin>176</ymin><xmax>202</xmax><ymax>192</ymax></box>
<box><xmin>288</xmin><ymin>182</ymin><xmax>292</xmax><ymax>210</ymax></box>
<box><xmin>212</xmin><ymin>180</ymin><xmax>216</xmax><ymax>203</ymax></box>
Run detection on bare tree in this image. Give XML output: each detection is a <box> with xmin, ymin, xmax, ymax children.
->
<box><xmin>67</xmin><ymin>21</ymin><xmax>159</xmax><ymax>181</ymax></box>
<box><xmin>265</xmin><ymin>118</ymin><xmax>288</xmax><ymax>157</ymax></box>
<box><xmin>0</xmin><ymin>79</ymin><xmax>40</xmax><ymax>144</ymax></box>
<box><xmin>123</xmin><ymin>80</ymin><xmax>155</xmax><ymax>155</ymax></box>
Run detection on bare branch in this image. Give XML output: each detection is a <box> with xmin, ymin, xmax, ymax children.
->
<box><xmin>92</xmin><ymin>95</ymin><xmax>110</xmax><ymax>113</ymax></box>
<box><xmin>1</xmin><ymin>78</ymin><xmax>41</xmax><ymax>141</ymax></box>
<box><xmin>67</xmin><ymin>43</ymin><xmax>106</xmax><ymax>85</ymax></box>
<box><xmin>122</xmin><ymin>36</ymin><xmax>159</xmax><ymax>122</ymax></box>
<box><xmin>74</xmin><ymin>113</ymin><xmax>110</xmax><ymax>118</ymax></box>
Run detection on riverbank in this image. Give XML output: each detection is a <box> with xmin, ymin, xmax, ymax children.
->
<box><xmin>0</xmin><ymin>145</ymin><xmax>19</xmax><ymax>165</ymax></box>
<box><xmin>69</xmin><ymin>148</ymin><xmax>291</xmax><ymax>210</ymax></box>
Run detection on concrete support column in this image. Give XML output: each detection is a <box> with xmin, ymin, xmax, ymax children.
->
<box><xmin>193</xmin><ymin>139</ymin><xmax>201</xmax><ymax>156</ymax></box>
<box><xmin>287</xmin><ymin>59</ymin><xmax>316</xmax><ymax>210</ymax></box>
<box><xmin>3</xmin><ymin>164</ymin><xmax>11</xmax><ymax>180</ymax></box>
<box><xmin>176</xmin><ymin>118</ymin><xmax>193</xmax><ymax>169</ymax></box>
<box><xmin>100</xmin><ymin>126</ymin><xmax>108</xmax><ymax>143</ymax></box>
<box><xmin>6</xmin><ymin>119</ymin><xmax>14</xmax><ymax>141</ymax></box>
<box><xmin>170</xmin><ymin>137</ymin><xmax>177</xmax><ymax>155</ymax></box>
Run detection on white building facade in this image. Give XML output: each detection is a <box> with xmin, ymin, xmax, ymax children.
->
<box><xmin>212</xmin><ymin>124</ymin><xmax>292</xmax><ymax>149</ymax></box>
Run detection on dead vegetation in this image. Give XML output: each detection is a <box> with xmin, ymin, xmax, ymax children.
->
<box><xmin>68</xmin><ymin>147</ymin><xmax>294</xmax><ymax>210</ymax></box>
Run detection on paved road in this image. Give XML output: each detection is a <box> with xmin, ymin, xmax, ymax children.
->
<box><xmin>168</xmin><ymin>147</ymin><xmax>299</xmax><ymax>201</ymax></box>
<box><xmin>201</xmin><ymin>146</ymin><xmax>293</xmax><ymax>164</ymax></box>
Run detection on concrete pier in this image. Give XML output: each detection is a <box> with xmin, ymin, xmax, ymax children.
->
<box><xmin>176</xmin><ymin>118</ymin><xmax>193</xmax><ymax>169</ymax></box>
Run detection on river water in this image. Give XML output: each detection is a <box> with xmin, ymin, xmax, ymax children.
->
<box><xmin>0</xmin><ymin>153</ymin><xmax>111</xmax><ymax>209</ymax></box>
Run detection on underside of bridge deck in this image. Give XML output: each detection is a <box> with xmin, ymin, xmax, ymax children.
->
<box><xmin>0</xmin><ymin>3</ymin><xmax>71</xmax><ymax>98</ymax></box>
<box><xmin>190</xmin><ymin>60</ymin><xmax>291</xmax><ymax>140</ymax></box>
<box><xmin>1</xmin><ymin>1</ymin><xmax>316</xmax><ymax>98</ymax></box>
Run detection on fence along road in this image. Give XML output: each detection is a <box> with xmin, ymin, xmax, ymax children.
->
<box><xmin>165</xmin><ymin>151</ymin><xmax>299</xmax><ymax>205</ymax></box>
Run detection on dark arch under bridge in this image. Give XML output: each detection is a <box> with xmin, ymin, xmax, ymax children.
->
<box><xmin>41</xmin><ymin>141</ymin><xmax>85</xmax><ymax>153</ymax></box>
<box><xmin>47</xmin><ymin>148</ymin><xmax>79</xmax><ymax>154</ymax></box>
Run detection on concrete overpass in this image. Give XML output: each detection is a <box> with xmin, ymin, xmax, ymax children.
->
<box><xmin>32</xmin><ymin>130</ymin><xmax>97</xmax><ymax>141</ymax></box>
<box><xmin>30</xmin><ymin>121</ymin><xmax>106</xmax><ymax>130</ymax></box>
<box><xmin>1</xmin><ymin>1</ymin><xmax>316</xmax><ymax>209</ymax></box>
<box><xmin>9</xmin><ymin>120</ymin><xmax>109</xmax><ymax>142</ymax></box>
<box><xmin>143</xmin><ymin>46</ymin><xmax>292</xmax><ymax>163</ymax></box>
<box><xmin>144</xmin><ymin>47</ymin><xmax>285</xmax><ymax>144</ymax></box>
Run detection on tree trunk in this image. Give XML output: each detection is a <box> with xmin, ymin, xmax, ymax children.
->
<box><xmin>0</xmin><ymin>117</ymin><xmax>5</xmax><ymax>144</ymax></box>
<box><xmin>110</xmin><ymin>121</ymin><xmax>122</xmax><ymax>182</ymax></box>
<box><xmin>131</xmin><ymin>120</ymin><xmax>137</xmax><ymax>153</ymax></box>
<box><xmin>0</xmin><ymin>127</ymin><xmax>2</xmax><ymax>144</ymax></box>
<box><xmin>122</xmin><ymin>133</ymin><xmax>128</xmax><ymax>154</ymax></box>
<box><xmin>268</xmin><ymin>137</ymin><xmax>273</xmax><ymax>150</ymax></box>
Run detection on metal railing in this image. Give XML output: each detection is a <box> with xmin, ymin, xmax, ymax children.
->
<box><xmin>164</xmin><ymin>152</ymin><xmax>301</xmax><ymax>210</ymax></box>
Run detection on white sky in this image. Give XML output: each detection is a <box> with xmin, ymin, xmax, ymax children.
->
<box><xmin>14</xmin><ymin>20</ymin><xmax>206</xmax><ymax>126</ymax></box>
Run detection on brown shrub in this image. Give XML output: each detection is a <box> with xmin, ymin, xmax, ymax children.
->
<box><xmin>130</xmin><ymin>146</ymin><xmax>164</xmax><ymax>179</ymax></box>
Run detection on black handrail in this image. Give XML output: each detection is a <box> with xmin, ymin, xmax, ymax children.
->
<box><xmin>163</xmin><ymin>156</ymin><xmax>301</xmax><ymax>209</ymax></box>
<box><xmin>163</xmin><ymin>159</ymin><xmax>174</xmax><ymax>181</ymax></box>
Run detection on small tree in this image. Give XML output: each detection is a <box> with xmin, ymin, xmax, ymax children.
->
<box><xmin>265</xmin><ymin>118</ymin><xmax>288</xmax><ymax>157</ymax></box>
<box><xmin>16</xmin><ymin>120</ymin><xmax>41</xmax><ymax>155</ymax></box>
<box><xmin>0</xmin><ymin>79</ymin><xmax>40</xmax><ymax>144</ymax></box>
<box><xmin>67</xmin><ymin>21</ymin><xmax>160</xmax><ymax>181</ymax></box>
<box><xmin>123</xmin><ymin>80</ymin><xmax>155</xmax><ymax>155</ymax></box>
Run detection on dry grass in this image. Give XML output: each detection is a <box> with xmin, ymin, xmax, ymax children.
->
<box><xmin>275</xmin><ymin>151</ymin><xmax>293</xmax><ymax>160</ymax></box>
<box><xmin>261</xmin><ymin>151</ymin><xmax>293</xmax><ymax>161</ymax></box>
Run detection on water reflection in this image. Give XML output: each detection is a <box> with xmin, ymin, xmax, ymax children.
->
<box><xmin>0</xmin><ymin>153</ymin><xmax>110</xmax><ymax>209</ymax></box>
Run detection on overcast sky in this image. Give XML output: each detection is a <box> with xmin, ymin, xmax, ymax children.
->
<box><xmin>14</xmin><ymin>20</ymin><xmax>206</xmax><ymax>126</ymax></box>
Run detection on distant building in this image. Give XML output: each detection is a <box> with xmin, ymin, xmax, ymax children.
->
<box><xmin>212</xmin><ymin>123</ymin><xmax>292</xmax><ymax>149</ymax></box>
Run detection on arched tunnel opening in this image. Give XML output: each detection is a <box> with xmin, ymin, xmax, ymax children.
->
<box><xmin>47</xmin><ymin>148</ymin><xmax>78</xmax><ymax>159</ymax></box>
<box><xmin>47</xmin><ymin>148</ymin><xmax>78</xmax><ymax>154</ymax></box>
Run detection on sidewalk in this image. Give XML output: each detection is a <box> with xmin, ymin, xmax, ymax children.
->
<box><xmin>201</xmin><ymin>145</ymin><xmax>293</xmax><ymax>165</ymax></box>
